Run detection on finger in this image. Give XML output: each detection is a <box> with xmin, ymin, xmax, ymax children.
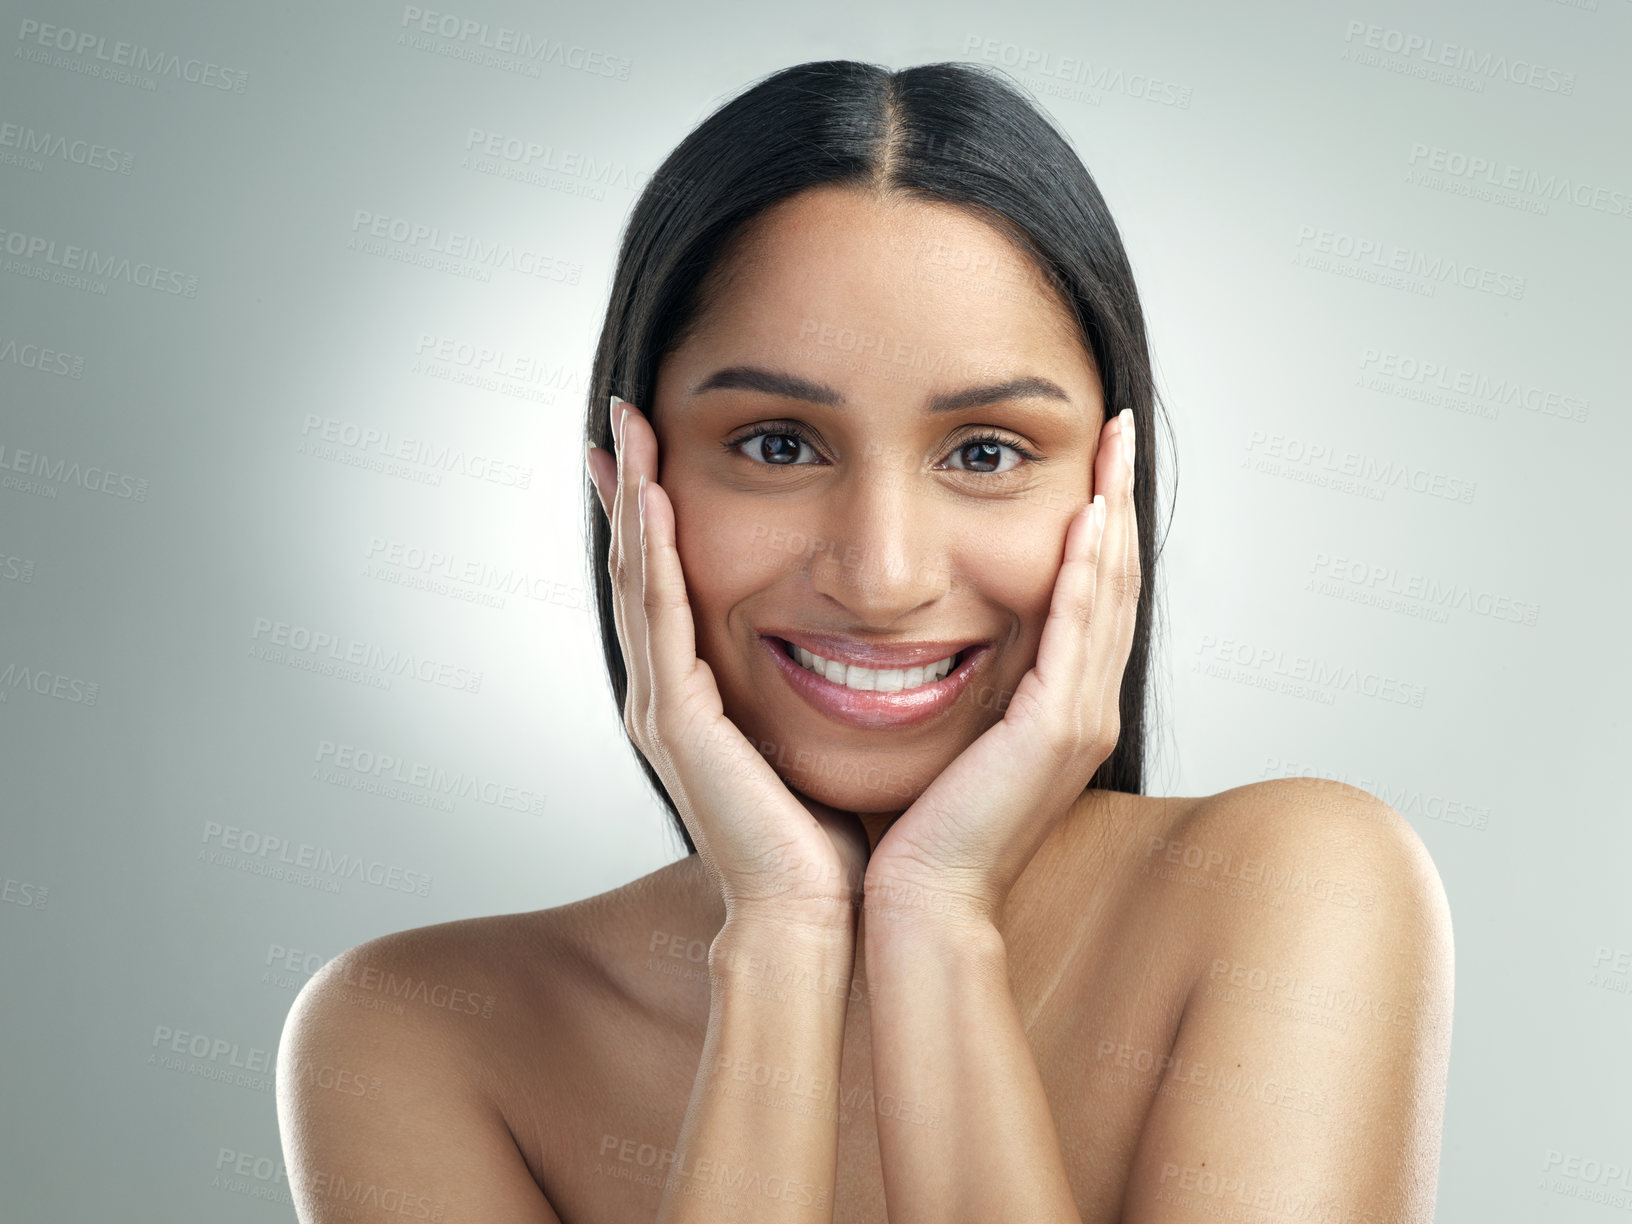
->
<box><xmin>1030</xmin><ymin>407</ymin><xmax>1125</xmax><ymax>703</ymax></box>
<box><xmin>638</xmin><ymin>474</ymin><xmax>704</xmax><ymax>721</ymax></box>
<box><xmin>1084</xmin><ymin>408</ymin><xmax>1142</xmax><ymax>728</ymax></box>
<box><xmin>616</xmin><ymin>403</ymin><xmax>662</xmax><ymax>727</ymax></box>
<box><xmin>610</xmin><ymin>398</ymin><xmax>653</xmax><ymax>729</ymax></box>
<box><xmin>587</xmin><ymin>443</ymin><xmax>612</xmax><ymax>522</ymax></box>
<box><xmin>1029</xmin><ymin>493</ymin><xmax>1105</xmax><ymax>702</ymax></box>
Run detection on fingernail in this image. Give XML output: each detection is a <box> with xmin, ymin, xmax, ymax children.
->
<box><xmin>618</xmin><ymin>401</ymin><xmax>631</xmax><ymax>452</ymax></box>
<box><xmin>1120</xmin><ymin>409</ymin><xmax>1135</xmax><ymax>471</ymax></box>
<box><xmin>638</xmin><ymin>473</ymin><xmax>648</xmax><ymax>516</ymax></box>
<box><xmin>610</xmin><ymin>394</ymin><xmax>625</xmax><ymax>445</ymax></box>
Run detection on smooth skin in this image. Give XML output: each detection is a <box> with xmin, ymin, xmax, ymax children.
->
<box><xmin>277</xmin><ymin>187</ymin><xmax>1454</xmax><ymax>1224</ymax></box>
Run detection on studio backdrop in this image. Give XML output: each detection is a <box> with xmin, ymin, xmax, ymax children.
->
<box><xmin>0</xmin><ymin>0</ymin><xmax>1626</xmax><ymax>1220</ymax></box>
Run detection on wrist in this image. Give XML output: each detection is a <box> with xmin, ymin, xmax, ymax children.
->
<box><xmin>720</xmin><ymin>894</ymin><xmax>860</xmax><ymax>939</ymax></box>
<box><xmin>711</xmin><ymin>907</ymin><xmax>858</xmax><ymax>968</ymax></box>
<box><xmin>864</xmin><ymin>905</ymin><xmax>1007</xmax><ymax>977</ymax></box>
<box><xmin>709</xmin><ymin>913</ymin><xmax>860</xmax><ymax>1003</ymax></box>
<box><xmin>862</xmin><ymin>867</ymin><xmax>1001</xmax><ymax>931</ymax></box>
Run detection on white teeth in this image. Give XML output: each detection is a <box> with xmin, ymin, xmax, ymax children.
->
<box><xmin>791</xmin><ymin>644</ymin><xmax>957</xmax><ymax>692</ymax></box>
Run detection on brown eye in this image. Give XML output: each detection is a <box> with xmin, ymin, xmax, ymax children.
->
<box><xmin>728</xmin><ymin>425</ymin><xmax>823</xmax><ymax>465</ymax></box>
<box><xmin>942</xmin><ymin>436</ymin><xmax>1027</xmax><ymax>474</ymax></box>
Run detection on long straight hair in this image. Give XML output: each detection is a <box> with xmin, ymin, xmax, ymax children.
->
<box><xmin>585</xmin><ymin>59</ymin><xmax>1171</xmax><ymax>855</ymax></box>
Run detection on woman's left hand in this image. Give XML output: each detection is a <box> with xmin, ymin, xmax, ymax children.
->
<box><xmin>865</xmin><ymin>407</ymin><xmax>1142</xmax><ymax>927</ymax></box>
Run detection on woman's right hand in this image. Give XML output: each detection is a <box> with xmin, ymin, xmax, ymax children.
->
<box><xmin>587</xmin><ymin>395</ymin><xmax>868</xmax><ymax>934</ymax></box>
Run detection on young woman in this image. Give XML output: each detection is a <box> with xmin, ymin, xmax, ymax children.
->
<box><xmin>278</xmin><ymin>60</ymin><xmax>1453</xmax><ymax>1224</ymax></box>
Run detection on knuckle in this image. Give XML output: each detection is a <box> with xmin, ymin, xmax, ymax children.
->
<box><xmin>1108</xmin><ymin>570</ymin><xmax>1142</xmax><ymax>603</ymax></box>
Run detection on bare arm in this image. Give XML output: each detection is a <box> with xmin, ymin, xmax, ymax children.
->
<box><xmin>1119</xmin><ymin>780</ymin><xmax>1454</xmax><ymax>1223</ymax></box>
<box><xmin>865</xmin><ymin>901</ymin><xmax>1082</xmax><ymax>1222</ymax></box>
<box><xmin>861</xmin><ymin>779</ymin><xmax>1454</xmax><ymax>1223</ymax></box>
<box><xmin>651</xmin><ymin>915</ymin><xmax>857</xmax><ymax>1222</ymax></box>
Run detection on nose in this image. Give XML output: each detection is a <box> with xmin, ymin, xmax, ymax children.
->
<box><xmin>805</xmin><ymin>457</ymin><xmax>951</xmax><ymax>624</ymax></box>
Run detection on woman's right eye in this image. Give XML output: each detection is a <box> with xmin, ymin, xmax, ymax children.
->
<box><xmin>727</xmin><ymin>426</ymin><xmax>823</xmax><ymax>465</ymax></box>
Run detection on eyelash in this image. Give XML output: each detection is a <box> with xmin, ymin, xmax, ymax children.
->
<box><xmin>722</xmin><ymin>422</ymin><xmax>1043</xmax><ymax>474</ymax></box>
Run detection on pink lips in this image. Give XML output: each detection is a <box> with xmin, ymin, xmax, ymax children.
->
<box><xmin>761</xmin><ymin>634</ymin><xmax>990</xmax><ymax>730</ymax></box>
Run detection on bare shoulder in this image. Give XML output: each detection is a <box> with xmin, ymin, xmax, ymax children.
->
<box><xmin>276</xmin><ymin>910</ymin><xmax>572</xmax><ymax>1222</ymax></box>
<box><xmin>1181</xmin><ymin>775</ymin><xmax>1452</xmax><ymax>931</ymax></box>
<box><xmin>275</xmin><ymin>857</ymin><xmax>711</xmax><ymax>1221</ymax></box>
<box><xmin>1116</xmin><ymin>777</ymin><xmax>1456</xmax><ymax>1222</ymax></box>
<box><xmin>1162</xmin><ymin>775</ymin><xmax>1455</xmax><ymax>1016</ymax></box>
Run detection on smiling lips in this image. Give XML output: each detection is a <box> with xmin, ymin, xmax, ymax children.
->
<box><xmin>760</xmin><ymin>631</ymin><xmax>990</xmax><ymax>730</ymax></box>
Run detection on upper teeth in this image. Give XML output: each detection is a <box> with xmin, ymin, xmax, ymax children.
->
<box><xmin>789</xmin><ymin>644</ymin><xmax>957</xmax><ymax>692</ymax></box>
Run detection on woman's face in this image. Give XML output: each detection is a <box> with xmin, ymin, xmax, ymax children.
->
<box><xmin>651</xmin><ymin>185</ymin><xmax>1106</xmax><ymax>818</ymax></box>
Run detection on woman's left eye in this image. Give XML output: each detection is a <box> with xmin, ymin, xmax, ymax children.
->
<box><xmin>940</xmin><ymin>436</ymin><xmax>1032</xmax><ymax>475</ymax></box>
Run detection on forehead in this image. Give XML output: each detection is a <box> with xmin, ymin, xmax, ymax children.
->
<box><xmin>679</xmin><ymin>186</ymin><xmax>1093</xmax><ymax>386</ymax></box>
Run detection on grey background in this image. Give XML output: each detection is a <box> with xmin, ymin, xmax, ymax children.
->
<box><xmin>1</xmin><ymin>0</ymin><xmax>1627</xmax><ymax>1219</ymax></box>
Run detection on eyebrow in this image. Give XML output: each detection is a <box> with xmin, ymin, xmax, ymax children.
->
<box><xmin>690</xmin><ymin>365</ymin><xmax>1072</xmax><ymax>414</ymax></box>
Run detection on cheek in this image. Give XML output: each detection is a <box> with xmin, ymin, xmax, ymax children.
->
<box><xmin>953</xmin><ymin>511</ymin><xmax>1066</xmax><ymax>621</ymax></box>
<box><xmin>670</xmin><ymin>492</ymin><xmax>780</xmax><ymax>625</ymax></box>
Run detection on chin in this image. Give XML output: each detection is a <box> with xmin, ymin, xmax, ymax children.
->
<box><xmin>764</xmin><ymin>748</ymin><xmax>933</xmax><ymax>815</ymax></box>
